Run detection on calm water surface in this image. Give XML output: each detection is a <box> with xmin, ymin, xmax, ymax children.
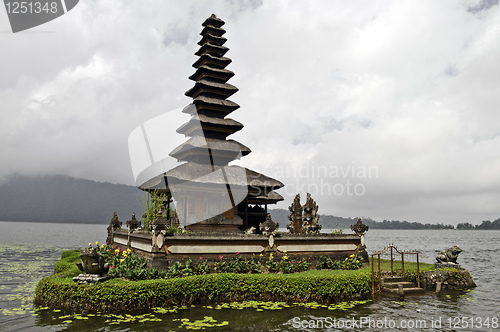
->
<box><xmin>0</xmin><ymin>221</ymin><xmax>499</xmax><ymax>331</ymax></box>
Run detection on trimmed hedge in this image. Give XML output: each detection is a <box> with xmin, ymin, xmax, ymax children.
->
<box><xmin>34</xmin><ymin>250</ymin><xmax>372</xmax><ymax>313</ymax></box>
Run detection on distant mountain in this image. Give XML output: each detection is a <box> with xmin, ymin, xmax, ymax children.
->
<box><xmin>0</xmin><ymin>175</ymin><xmax>143</xmax><ymax>224</ymax></box>
<box><xmin>2</xmin><ymin>175</ymin><xmax>492</xmax><ymax>229</ymax></box>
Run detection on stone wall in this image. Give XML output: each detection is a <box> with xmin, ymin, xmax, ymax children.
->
<box><xmin>109</xmin><ymin>228</ymin><xmax>364</xmax><ymax>269</ymax></box>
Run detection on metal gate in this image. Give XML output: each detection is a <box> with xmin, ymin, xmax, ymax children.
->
<box><xmin>371</xmin><ymin>243</ymin><xmax>420</xmax><ymax>296</ymax></box>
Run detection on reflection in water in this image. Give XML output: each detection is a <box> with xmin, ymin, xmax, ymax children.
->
<box><xmin>0</xmin><ymin>222</ymin><xmax>498</xmax><ymax>331</ymax></box>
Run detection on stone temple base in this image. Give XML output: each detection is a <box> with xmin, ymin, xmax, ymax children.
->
<box><xmin>73</xmin><ymin>274</ymin><xmax>112</xmax><ymax>284</ymax></box>
<box><xmin>110</xmin><ymin>228</ymin><xmax>364</xmax><ymax>270</ymax></box>
<box><xmin>434</xmin><ymin>262</ymin><xmax>461</xmax><ymax>269</ymax></box>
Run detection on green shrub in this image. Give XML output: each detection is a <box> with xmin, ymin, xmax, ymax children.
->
<box><xmin>318</xmin><ymin>254</ymin><xmax>364</xmax><ymax>270</ymax></box>
<box><xmin>35</xmin><ymin>254</ymin><xmax>372</xmax><ymax>313</ymax></box>
<box><xmin>53</xmin><ymin>249</ymin><xmax>81</xmax><ymax>277</ymax></box>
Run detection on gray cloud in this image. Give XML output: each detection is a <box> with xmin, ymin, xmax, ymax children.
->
<box><xmin>1</xmin><ymin>0</ymin><xmax>499</xmax><ymax>224</ymax></box>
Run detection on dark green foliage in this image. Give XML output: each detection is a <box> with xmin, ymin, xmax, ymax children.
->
<box><xmin>318</xmin><ymin>254</ymin><xmax>363</xmax><ymax>270</ymax></box>
<box><xmin>94</xmin><ymin>244</ymin><xmax>209</xmax><ymax>280</ymax></box>
<box><xmin>213</xmin><ymin>255</ymin><xmax>262</xmax><ymax>274</ymax></box>
<box><xmin>140</xmin><ymin>190</ymin><xmax>168</xmax><ymax>231</ymax></box>
<box><xmin>35</xmin><ymin>258</ymin><xmax>372</xmax><ymax>313</ymax></box>
<box><xmin>35</xmin><ymin>250</ymin><xmax>372</xmax><ymax>313</ymax></box>
<box><xmin>53</xmin><ymin>249</ymin><xmax>81</xmax><ymax>277</ymax></box>
<box><xmin>469</xmin><ymin>218</ymin><xmax>500</xmax><ymax>230</ymax></box>
<box><xmin>165</xmin><ymin>259</ymin><xmax>210</xmax><ymax>278</ymax></box>
<box><xmin>456</xmin><ymin>222</ymin><xmax>475</xmax><ymax>230</ymax></box>
<box><xmin>456</xmin><ymin>219</ymin><xmax>500</xmax><ymax>230</ymax></box>
<box><xmin>212</xmin><ymin>254</ymin><xmax>311</xmax><ymax>275</ymax></box>
<box><xmin>265</xmin><ymin>255</ymin><xmax>311</xmax><ymax>274</ymax></box>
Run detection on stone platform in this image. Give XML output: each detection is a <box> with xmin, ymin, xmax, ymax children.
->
<box><xmin>109</xmin><ymin>228</ymin><xmax>364</xmax><ymax>269</ymax></box>
<box><xmin>73</xmin><ymin>274</ymin><xmax>112</xmax><ymax>284</ymax></box>
<box><xmin>434</xmin><ymin>262</ymin><xmax>461</xmax><ymax>269</ymax></box>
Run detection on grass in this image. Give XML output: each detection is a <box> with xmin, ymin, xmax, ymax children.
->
<box><xmin>371</xmin><ymin>257</ymin><xmax>435</xmax><ymax>274</ymax></box>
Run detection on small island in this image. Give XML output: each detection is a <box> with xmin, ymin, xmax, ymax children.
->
<box><xmin>34</xmin><ymin>14</ymin><xmax>476</xmax><ymax>314</ymax></box>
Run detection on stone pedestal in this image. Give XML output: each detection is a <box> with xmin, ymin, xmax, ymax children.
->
<box><xmin>422</xmin><ymin>269</ymin><xmax>476</xmax><ymax>291</ymax></box>
<box><xmin>73</xmin><ymin>274</ymin><xmax>112</xmax><ymax>284</ymax></box>
<box><xmin>434</xmin><ymin>262</ymin><xmax>461</xmax><ymax>269</ymax></box>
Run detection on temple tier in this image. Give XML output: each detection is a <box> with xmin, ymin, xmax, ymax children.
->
<box><xmin>140</xmin><ymin>14</ymin><xmax>284</xmax><ymax>232</ymax></box>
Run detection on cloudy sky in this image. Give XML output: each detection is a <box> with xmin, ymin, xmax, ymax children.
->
<box><xmin>1</xmin><ymin>0</ymin><xmax>499</xmax><ymax>224</ymax></box>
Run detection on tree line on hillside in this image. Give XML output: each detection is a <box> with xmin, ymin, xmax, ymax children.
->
<box><xmin>456</xmin><ymin>219</ymin><xmax>500</xmax><ymax>230</ymax></box>
<box><xmin>319</xmin><ymin>216</ymin><xmax>455</xmax><ymax>230</ymax></box>
<box><xmin>269</xmin><ymin>209</ymin><xmax>498</xmax><ymax>230</ymax></box>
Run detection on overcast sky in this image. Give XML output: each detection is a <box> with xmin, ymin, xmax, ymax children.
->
<box><xmin>1</xmin><ymin>0</ymin><xmax>499</xmax><ymax>224</ymax></box>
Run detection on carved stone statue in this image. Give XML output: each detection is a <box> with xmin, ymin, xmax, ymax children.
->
<box><xmin>260</xmin><ymin>214</ymin><xmax>279</xmax><ymax>236</ymax></box>
<box><xmin>126</xmin><ymin>212</ymin><xmax>141</xmax><ymax>232</ymax></box>
<box><xmin>74</xmin><ymin>247</ymin><xmax>111</xmax><ymax>283</ymax></box>
<box><xmin>351</xmin><ymin>217</ymin><xmax>369</xmax><ymax>236</ymax></box>
<box><xmin>436</xmin><ymin>246</ymin><xmax>462</xmax><ymax>264</ymax></box>
<box><xmin>76</xmin><ymin>249</ymin><xmax>109</xmax><ymax>275</ymax></box>
<box><xmin>303</xmin><ymin>193</ymin><xmax>321</xmax><ymax>234</ymax></box>
<box><xmin>150</xmin><ymin>206</ymin><xmax>169</xmax><ymax>232</ymax></box>
<box><xmin>287</xmin><ymin>194</ymin><xmax>303</xmax><ymax>233</ymax></box>
<box><xmin>350</xmin><ymin>217</ymin><xmax>369</xmax><ymax>261</ymax></box>
<box><xmin>106</xmin><ymin>212</ymin><xmax>122</xmax><ymax>245</ymax></box>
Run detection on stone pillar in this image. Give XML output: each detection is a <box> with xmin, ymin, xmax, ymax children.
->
<box><xmin>106</xmin><ymin>212</ymin><xmax>122</xmax><ymax>245</ymax></box>
<box><xmin>287</xmin><ymin>194</ymin><xmax>303</xmax><ymax>234</ymax></box>
<box><xmin>126</xmin><ymin>213</ymin><xmax>141</xmax><ymax>247</ymax></box>
<box><xmin>351</xmin><ymin>217</ymin><xmax>369</xmax><ymax>261</ymax></box>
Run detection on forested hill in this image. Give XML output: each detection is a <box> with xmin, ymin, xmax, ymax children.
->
<box><xmin>0</xmin><ymin>175</ymin><xmax>143</xmax><ymax>223</ymax></box>
<box><xmin>269</xmin><ymin>208</ymin><xmax>476</xmax><ymax>230</ymax></box>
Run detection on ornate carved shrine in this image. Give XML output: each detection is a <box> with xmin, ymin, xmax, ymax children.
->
<box><xmin>287</xmin><ymin>193</ymin><xmax>321</xmax><ymax>234</ymax></box>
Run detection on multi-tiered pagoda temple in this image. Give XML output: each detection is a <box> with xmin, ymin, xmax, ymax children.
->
<box><xmin>140</xmin><ymin>14</ymin><xmax>284</xmax><ymax>232</ymax></box>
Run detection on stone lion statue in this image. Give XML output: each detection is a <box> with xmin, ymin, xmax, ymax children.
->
<box><xmin>435</xmin><ymin>245</ymin><xmax>462</xmax><ymax>264</ymax></box>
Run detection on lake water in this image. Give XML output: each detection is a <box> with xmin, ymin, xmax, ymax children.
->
<box><xmin>0</xmin><ymin>221</ymin><xmax>499</xmax><ymax>331</ymax></box>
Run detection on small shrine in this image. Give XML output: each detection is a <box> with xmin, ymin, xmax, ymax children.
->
<box><xmin>287</xmin><ymin>193</ymin><xmax>322</xmax><ymax>234</ymax></box>
<box><xmin>139</xmin><ymin>14</ymin><xmax>284</xmax><ymax>232</ymax></box>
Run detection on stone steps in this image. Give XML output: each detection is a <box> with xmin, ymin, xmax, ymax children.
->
<box><xmin>381</xmin><ymin>276</ymin><xmax>406</xmax><ymax>283</ymax></box>
<box><xmin>383</xmin><ymin>281</ymin><xmax>416</xmax><ymax>289</ymax></box>
<box><xmin>381</xmin><ymin>276</ymin><xmax>425</xmax><ymax>297</ymax></box>
<box><xmin>382</xmin><ymin>286</ymin><xmax>426</xmax><ymax>295</ymax></box>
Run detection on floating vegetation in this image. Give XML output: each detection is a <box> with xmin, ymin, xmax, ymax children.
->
<box><xmin>326</xmin><ymin>300</ymin><xmax>372</xmax><ymax>311</ymax></box>
<box><xmin>391</xmin><ymin>301</ymin><xmax>419</xmax><ymax>306</ymax></box>
<box><xmin>103</xmin><ymin>313</ymin><xmax>162</xmax><ymax>325</ymax></box>
<box><xmin>152</xmin><ymin>305</ymin><xmax>188</xmax><ymax>314</ymax></box>
<box><xmin>0</xmin><ymin>303</ymin><xmax>35</xmax><ymax>316</ymax></box>
<box><xmin>201</xmin><ymin>300</ymin><xmax>371</xmax><ymax>312</ymax></box>
<box><xmin>291</xmin><ymin>300</ymin><xmax>372</xmax><ymax>311</ymax></box>
<box><xmin>0</xmin><ymin>307</ymin><xmax>32</xmax><ymax>316</ymax></box>
<box><xmin>40</xmin><ymin>311</ymin><xmax>164</xmax><ymax>326</ymax></box>
<box><xmin>0</xmin><ymin>243</ymin><xmax>64</xmax><ymax>315</ymax></box>
<box><xmin>174</xmin><ymin>316</ymin><xmax>229</xmax><ymax>330</ymax></box>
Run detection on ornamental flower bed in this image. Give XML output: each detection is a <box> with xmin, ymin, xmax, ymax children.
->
<box><xmin>85</xmin><ymin>242</ymin><xmax>364</xmax><ymax>281</ymax></box>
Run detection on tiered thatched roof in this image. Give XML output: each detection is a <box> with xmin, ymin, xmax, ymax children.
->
<box><xmin>140</xmin><ymin>14</ymin><xmax>283</xmax><ymax>205</ymax></box>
